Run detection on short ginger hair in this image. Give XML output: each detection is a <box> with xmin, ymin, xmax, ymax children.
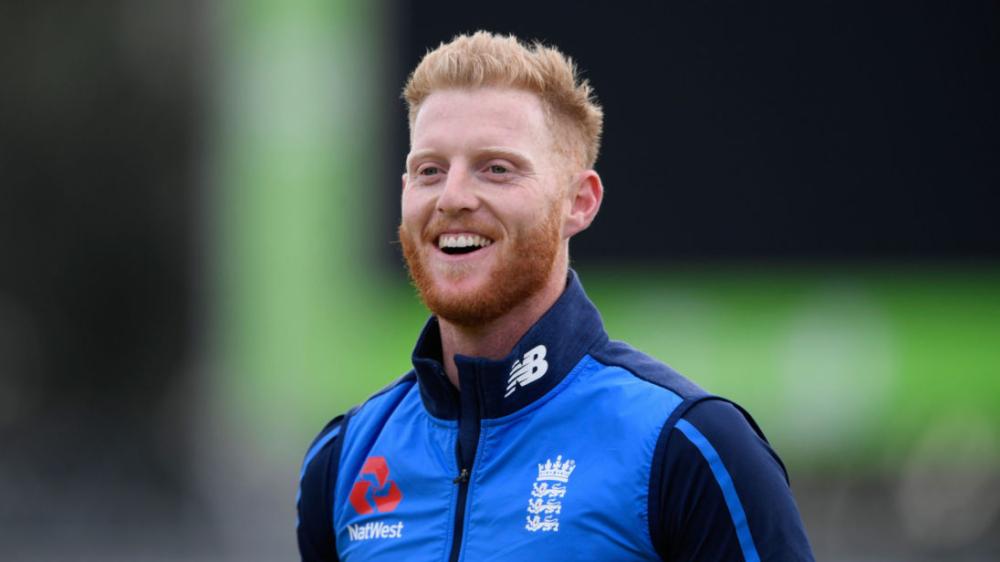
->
<box><xmin>403</xmin><ymin>31</ymin><xmax>604</xmax><ymax>169</ymax></box>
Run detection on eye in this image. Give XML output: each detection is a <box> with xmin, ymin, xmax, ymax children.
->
<box><xmin>487</xmin><ymin>164</ymin><xmax>508</xmax><ymax>175</ymax></box>
<box><xmin>419</xmin><ymin>166</ymin><xmax>442</xmax><ymax>177</ymax></box>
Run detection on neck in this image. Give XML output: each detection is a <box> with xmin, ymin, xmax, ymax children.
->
<box><xmin>439</xmin><ymin>262</ymin><xmax>567</xmax><ymax>388</ymax></box>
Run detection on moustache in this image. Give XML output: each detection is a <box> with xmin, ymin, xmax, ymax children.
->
<box><xmin>420</xmin><ymin>218</ymin><xmax>501</xmax><ymax>243</ymax></box>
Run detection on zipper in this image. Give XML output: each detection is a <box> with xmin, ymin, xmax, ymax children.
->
<box><xmin>448</xmin><ymin>462</ymin><xmax>472</xmax><ymax>562</ymax></box>
<box><xmin>448</xmin><ymin>367</ymin><xmax>484</xmax><ymax>562</ymax></box>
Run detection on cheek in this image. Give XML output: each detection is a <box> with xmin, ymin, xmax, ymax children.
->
<box><xmin>506</xmin><ymin>195</ymin><xmax>563</xmax><ymax>228</ymax></box>
<box><xmin>400</xmin><ymin>191</ymin><xmax>431</xmax><ymax>227</ymax></box>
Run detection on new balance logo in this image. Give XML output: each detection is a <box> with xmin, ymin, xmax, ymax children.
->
<box><xmin>349</xmin><ymin>456</ymin><xmax>403</xmax><ymax>515</ymax></box>
<box><xmin>505</xmin><ymin>344</ymin><xmax>548</xmax><ymax>397</ymax></box>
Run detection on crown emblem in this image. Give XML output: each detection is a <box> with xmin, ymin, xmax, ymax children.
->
<box><xmin>536</xmin><ymin>455</ymin><xmax>576</xmax><ymax>483</ymax></box>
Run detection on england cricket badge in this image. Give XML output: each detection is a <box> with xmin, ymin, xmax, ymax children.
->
<box><xmin>524</xmin><ymin>454</ymin><xmax>576</xmax><ymax>532</ymax></box>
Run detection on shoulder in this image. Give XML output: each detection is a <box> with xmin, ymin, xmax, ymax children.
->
<box><xmin>588</xmin><ymin>339</ymin><xmax>778</xmax><ymax>475</ymax></box>
<box><xmin>302</xmin><ymin>370</ymin><xmax>419</xmax><ymax>469</ymax></box>
<box><xmin>296</xmin><ymin>371</ymin><xmax>418</xmax><ymax>561</ymax></box>
<box><xmin>350</xmin><ymin>370</ymin><xmax>420</xmax><ymax>419</ymax></box>
<box><xmin>589</xmin><ymin>340</ymin><xmax>812</xmax><ymax>560</ymax></box>
<box><xmin>652</xmin><ymin>400</ymin><xmax>814</xmax><ymax>561</ymax></box>
<box><xmin>301</xmin><ymin>416</ymin><xmax>347</xmax><ymax>480</ymax></box>
<box><xmin>588</xmin><ymin>339</ymin><xmax>709</xmax><ymax>401</ymax></box>
<box><xmin>297</xmin><ymin>414</ymin><xmax>346</xmax><ymax>561</ymax></box>
<box><xmin>671</xmin><ymin>398</ymin><xmax>787</xmax><ymax>482</ymax></box>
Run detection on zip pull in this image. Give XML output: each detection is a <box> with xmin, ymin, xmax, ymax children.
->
<box><xmin>453</xmin><ymin>468</ymin><xmax>470</xmax><ymax>484</ymax></box>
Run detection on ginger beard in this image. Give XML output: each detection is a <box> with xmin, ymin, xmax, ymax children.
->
<box><xmin>399</xmin><ymin>204</ymin><xmax>563</xmax><ymax>327</ymax></box>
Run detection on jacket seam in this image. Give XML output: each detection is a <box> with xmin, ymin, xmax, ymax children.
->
<box><xmin>327</xmin><ymin>411</ymin><xmax>351</xmax><ymax>558</ymax></box>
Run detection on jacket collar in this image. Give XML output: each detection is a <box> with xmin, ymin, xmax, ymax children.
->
<box><xmin>411</xmin><ymin>270</ymin><xmax>608</xmax><ymax>420</ymax></box>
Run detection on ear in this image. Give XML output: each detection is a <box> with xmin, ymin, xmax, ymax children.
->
<box><xmin>563</xmin><ymin>170</ymin><xmax>603</xmax><ymax>239</ymax></box>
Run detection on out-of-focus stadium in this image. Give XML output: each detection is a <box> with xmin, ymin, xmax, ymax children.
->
<box><xmin>1</xmin><ymin>1</ymin><xmax>997</xmax><ymax>560</ymax></box>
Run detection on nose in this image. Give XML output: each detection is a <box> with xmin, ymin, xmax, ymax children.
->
<box><xmin>436</xmin><ymin>167</ymin><xmax>479</xmax><ymax>215</ymax></box>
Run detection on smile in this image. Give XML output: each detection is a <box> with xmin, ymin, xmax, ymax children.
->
<box><xmin>437</xmin><ymin>233</ymin><xmax>494</xmax><ymax>255</ymax></box>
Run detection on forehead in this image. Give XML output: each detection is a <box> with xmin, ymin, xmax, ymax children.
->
<box><xmin>410</xmin><ymin>88</ymin><xmax>552</xmax><ymax>152</ymax></box>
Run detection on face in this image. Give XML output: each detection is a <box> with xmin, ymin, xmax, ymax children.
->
<box><xmin>399</xmin><ymin>88</ymin><xmax>570</xmax><ymax>327</ymax></box>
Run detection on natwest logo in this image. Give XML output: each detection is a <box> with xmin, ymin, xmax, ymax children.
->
<box><xmin>349</xmin><ymin>456</ymin><xmax>403</xmax><ymax>515</ymax></box>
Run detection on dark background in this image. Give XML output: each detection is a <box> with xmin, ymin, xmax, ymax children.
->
<box><xmin>388</xmin><ymin>0</ymin><xmax>999</xmax><ymax>261</ymax></box>
<box><xmin>0</xmin><ymin>0</ymin><xmax>205</xmax><ymax>557</ymax></box>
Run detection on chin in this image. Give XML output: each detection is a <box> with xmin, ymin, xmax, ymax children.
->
<box><xmin>430</xmin><ymin>259</ymin><xmax>493</xmax><ymax>287</ymax></box>
<box><xmin>409</xmin><ymin>253</ymin><xmax>558</xmax><ymax>327</ymax></box>
<box><xmin>399</xmin><ymin>211</ymin><xmax>562</xmax><ymax>327</ymax></box>
<box><xmin>422</xmin><ymin>261</ymin><xmax>515</xmax><ymax>326</ymax></box>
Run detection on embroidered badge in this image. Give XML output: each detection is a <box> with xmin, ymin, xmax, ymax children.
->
<box><xmin>524</xmin><ymin>455</ymin><xmax>576</xmax><ymax>532</ymax></box>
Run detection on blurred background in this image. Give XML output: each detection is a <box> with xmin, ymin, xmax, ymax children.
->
<box><xmin>1</xmin><ymin>0</ymin><xmax>998</xmax><ymax>560</ymax></box>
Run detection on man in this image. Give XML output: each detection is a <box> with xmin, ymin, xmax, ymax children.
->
<box><xmin>298</xmin><ymin>32</ymin><xmax>814</xmax><ymax>561</ymax></box>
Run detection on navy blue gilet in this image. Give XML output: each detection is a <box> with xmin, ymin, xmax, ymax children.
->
<box><xmin>298</xmin><ymin>271</ymin><xmax>814</xmax><ymax>561</ymax></box>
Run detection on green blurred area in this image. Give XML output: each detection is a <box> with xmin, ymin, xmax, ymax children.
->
<box><xmin>224</xmin><ymin>260</ymin><xmax>1000</xmax><ymax>471</ymax></box>
<box><xmin>584</xmin><ymin>265</ymin><xmax>1000</xmax><ymax>470</ymax></box>
<box><xmin>211</xmin><ymin>0</ymin><xmax>1000</xmax><ymax>476</ymax></box>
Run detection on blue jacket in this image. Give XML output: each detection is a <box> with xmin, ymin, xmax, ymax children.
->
<box><xmin>298</xmin><ymin>272</ymin><xmax>814</xmax><ymax>561</ymax></box>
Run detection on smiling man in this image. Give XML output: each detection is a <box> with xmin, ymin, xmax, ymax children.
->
<box><xmin>297</xmin><ymin>32</ymin><xmax>814</xmax><ymax>561</ymax></box>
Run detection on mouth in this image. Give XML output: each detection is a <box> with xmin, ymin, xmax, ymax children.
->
<box><xmin>436</xmin><ymin>232</ymin><xmax>495</xmax><ymax>256</ymax></box>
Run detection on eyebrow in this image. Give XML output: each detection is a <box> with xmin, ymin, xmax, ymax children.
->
<box><xmin>405</xmin><ymin>146</ymin><xmax>534</xmax><ymax>173</ymax></box>
<box><xmin>478</xmin><ymin>147</ymin><xmax>533</xmax><ymax>167</ymax></box>
<box><xmin>405</xmin><ymin>149</ymin><xmax>436</xmax><ymax>172</ymax></box>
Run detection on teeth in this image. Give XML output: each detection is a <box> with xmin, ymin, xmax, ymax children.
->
<box><xmin>438</xmin><ymin>233</ymin><xmax>494</xmax><ymax>249</ymax></box>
